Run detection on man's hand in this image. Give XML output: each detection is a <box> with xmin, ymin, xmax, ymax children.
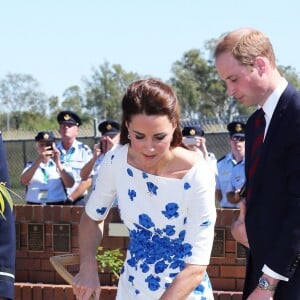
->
<box><xmin>247</xmin><ymin>288</ymin><xmax>274</xmax><ymax>300</ymax></box>
<box><xmin>231</xmin><ymin>199</ymin><xmax>249</xmax><ymax>248</ymax></box>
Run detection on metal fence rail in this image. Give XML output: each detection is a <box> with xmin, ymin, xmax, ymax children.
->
<box><xmin>4</xmin><ymin>131</ymin><xmax>230</xmax><ymax>203</ymax></box>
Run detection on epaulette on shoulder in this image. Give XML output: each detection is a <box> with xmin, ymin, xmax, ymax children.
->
<box><xmin>78</xmin><ymin>142</ymin><xmax>89</xmax><ymax>150</ymax></box>
<box><xmin>217</xmin><ymin>155</ymin><xmax>226</xmax><ymax>163</ymax></box>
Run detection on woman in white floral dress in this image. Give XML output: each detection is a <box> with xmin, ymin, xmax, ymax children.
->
<box><xmin>73</xmin><ymin>79</ymin><xmax>216</xmax><ymax>300</ymax></box>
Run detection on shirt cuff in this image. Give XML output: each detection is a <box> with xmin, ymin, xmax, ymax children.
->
<box><xmin>262</xmin><ymin>265</ymin><xmax>289</xmax><ymax>281</ymax></box>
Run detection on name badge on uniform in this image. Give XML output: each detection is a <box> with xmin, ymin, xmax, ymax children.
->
<box><xmin>38</xmin><ymin>189</ymin><xmax>48</xmax><ymax>202</ymax></box>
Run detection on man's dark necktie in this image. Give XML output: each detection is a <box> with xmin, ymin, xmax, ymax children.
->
<box><xmin>247</xmin><ymin>108</ymin><xmax>266</xmax><ymax>200</ymax></box>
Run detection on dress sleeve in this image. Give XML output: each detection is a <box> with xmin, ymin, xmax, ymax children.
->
<box><xmin>184</xmin><ymin>160</ymin><xmax>216</xmax><ymax>265</ymax></box>
<box><xmin>85</xmin><ymin>145</ymin><xmax>122</xmax><ymax>221</ymax></box>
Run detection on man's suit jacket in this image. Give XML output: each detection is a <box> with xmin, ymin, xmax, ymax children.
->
<box><xmin>243</xmin><ymin>83</ymin><xmax>300</xmax><ymax>299</ymax></box>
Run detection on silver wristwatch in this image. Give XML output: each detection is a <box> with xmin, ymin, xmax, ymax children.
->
<box><xmin>258</xmin><ymin>277</ymin><xmax>277</xmax><ymax>291</ymax></box>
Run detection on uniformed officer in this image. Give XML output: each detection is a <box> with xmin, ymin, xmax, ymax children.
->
<box><xmin>20</xmin><ymin>131</ymin><xmax>75</xmax><ymax>204</ymax></box>
<box><xmin>182</xmin><ymin>125</ymin><xmax>217</xmax><ymax>173</ymax></box>
<box><xmin>0</xmin><ymin>131</ymin><xmax>15</xmax><ymax>300</ymax></box>
<box><xmin>226</xmin><ymin>158</ymin><xmax>245</xmax><ymax>208</ymax></box>
<box><xmin>80</xmin><ymin>120</ymin><xmax>120</xmax><ymax>187</ymax></box>
<box><xmin>215</xmin><ymin>121</ymin><xmax>246</xmax><ymax>208</ymax></box>
<box><xmin>56</xmin><ymin>111</ymin><xmax>93</xmax><ymax>205</ymax></box>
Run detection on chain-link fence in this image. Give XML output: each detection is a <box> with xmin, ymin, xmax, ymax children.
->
<box><xmin>4</xmin><ymin>131</ymin><xmax>231</xmax><ymax>204</ymax></box>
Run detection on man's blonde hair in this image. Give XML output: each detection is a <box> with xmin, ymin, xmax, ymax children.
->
<box><xmin>214</xmin><ymin>28</ymin><xmax>276</xmax><ymax>68</ymax></box>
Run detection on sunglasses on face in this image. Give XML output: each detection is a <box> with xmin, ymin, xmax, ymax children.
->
<box><xmin>230</xmin><ymin>136</ymin><xmax>245</xmax><ymax>142</ymax></box>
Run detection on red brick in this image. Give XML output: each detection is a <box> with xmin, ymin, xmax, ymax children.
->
<box><xmin>101</xmin><ymin>286</ymin><xmax>117</xmax><ymax>300</ymax></box>
<box><xmin>62</xmin><ymin>205</ymin><xmax>72</xmax><ymax>222</ymax></box>
<box><xmin>211</xmin><ymin>278</ymin><xmax>236</xmax><ymax>291</ymax></box>
<box><xmin>213</xmin><ymin>292</ymin><xmax>219</xmax><ymax>300</ymax></box>
<box><xmin>102</xmin><ymin>236</ymin><xmax>125</xmax><ymax>248</ymax></box>
<box><xmin>215</xmin><ymin>209</ymin><xmax>223</xmax><ymax>226</ymax></box>
<box><xmin>220</xmin><ymin>208</ymin><xmax>237</xmax><ymax>226</ymax></box>
<box><xmin>236</xmin><ymin>279</ymin><xmax>245</xmax><ymax>291</ymax></box>
<box><xmin>52</xmin><ymin>205</ymin><xmax>63</xmax><ymax>222</ymax></box>
<box><xmin>219</xmin><ymin>294</ymin><xmax>232</xmax><ymax>300</ymax></box>
<box><xmin>15</xmin><ymin>270</ymin><xmax>29</xmax><ymax>282</ymax></box>
<box><xmin>110</xmin><ymin>207</ymin><xmax>122</xmax><ymax>222</ymax></box>
<box><xmin>54</xmin><ymin>285</ymin><xmax>66</xmax><ymax>300</ymax></box>
<box><xmin>16</xmin><ymin>258</ymin><xmax>41</xmax><ymax>270</ymax></box>
<box><xmin>41</xmin><ymin>257</ymin><xmax>54</xmax><ymax>271</ymax></box>
<box><xmin>29</xmin><ymin>271</ymin><xmax>55</xmax><ymax>283</ymax></box>
<box><xmin>42</xmin><ymin>205</ymin><xmax>53</xmax><ymax>221</ymax></box>
<box><xmin>65</xmin><ymin>285</ymin><xmax>76</xmax><ymax>300</ymax></box>
<box><xmin>226</xmin><ymin>240</ymin><xmax>236</xmax><ymax>253</ymax></box>
<box><xmin>42</xmin><ymin>285</ymin><xmax>54</xmax><ymax>299</ymax></box>
<box><xmin>210</xmin><ymin>256</ymin><xmax>234</xmax><ymax>265</ymax></box>
<box><xmin>99</xmin><ymin>272</ymin><xmax>112</xmax><ymax>285</ymax></box>
<box><xmin>207</xmin><ymin>265</ymin><xmax>220</xmax><ymax>277</ymax></box>
<box><xmin>22</xmin><ymin>284</ymin><xmax>32</xmax><ymax>300</ymax></box>
<box><xmin>232</xmin><ymin>293</ymin><xmax>243</xmax><ymax>300</ymax></box>
<box><xmin>33</xmin><ymin>205</ymin><xmax>43</xmax><ymax>222</ymax></box>
<box><xmin>220</xmin><ymin>266</ymin><xmax>246</xmax><ymax>278</ymax></box>
<box><xmin>23</xmin><ymin>205</ymin><xmax>34</xmax><ymax>222</ymax></box>
<box><xmin>55</xmin><ymin>272</ymin><xmax>70</xmax><ymax>284</ymax></box>
<box><xmin>14</xmin><ymin>283</ymin><xmax>22</xmax><ymax>300</ymax></box>
<box><xmin>32</xmin><ymin>285</ymin><xmax>42</xmax><ymax>299</ymax></box>
<box><xmin>71</xmin><ymin>206</ymin><xmax>83</xmax><ymax>222</ymax></box>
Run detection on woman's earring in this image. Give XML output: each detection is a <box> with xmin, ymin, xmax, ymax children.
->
<box><xmin>127</xmin><ymin>134</ymin><xmax>131</xmax><ymax>140</ymax></box>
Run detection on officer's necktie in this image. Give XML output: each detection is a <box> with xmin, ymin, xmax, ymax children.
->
<box><xmin>247</xmin><ymin>108</ymin><xmax>266</xmax><ymax>200</ymax></box>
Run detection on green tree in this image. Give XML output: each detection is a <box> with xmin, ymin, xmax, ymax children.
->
<box><xmin>61</xmin><ymin>85</ymin><xmax>84</xmax><ymax>115</ymax></box>
<box><xmin>279</xmin><ymin>65</ymin><xmax>300</xmax><ymax>89</ymax></box>
<box><xmin>84</xmin><ymin>61</ymin><xmax>140</xmax><ymax>121</ymax></box>
<box><xmin>170</xmin><ymin>49</ymin><xmax>230</xmax><ymax>122</ymax></box>
<box><xmin>18</xmin><ymin>111</ymin><xmax>57</xmax><ymax>131</ymax></box>
<box><xmin>170</xmin><ymin>45</ymin><xmax>254</xmax><ymax>124</ymax></box>
<box><xmin>0</xmin><ymin>73</ymin><xmax>47</xmax><ymax>129</ymax></box>
<box><xmin>48</xmin><ymin>96</ymin><xmax>61</xmax><ymax>118</ymax></box>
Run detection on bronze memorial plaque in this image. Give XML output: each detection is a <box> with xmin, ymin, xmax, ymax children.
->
<box><xmin>211</xmin><ymin>228</ymin><xmax>225</xmax><ymax>258</ymax></box>
<box><xmin>27</xmin><ymin>223</ymin><xmax>44</xmax><ymax>252</ymax></box>
<box><xmin>236</xmin><ymin>242</ymin><xmax>247</xmax><ymax>259</ymax></box>
<box><xmin>52</xmin><ymin>224</ymin><xmax>71</xmax><ymax>252</ymax></box>
<box><xmin>15</xmin><ymin>222</ymin><xmax>20</xmax><ymax>250</ymax></box>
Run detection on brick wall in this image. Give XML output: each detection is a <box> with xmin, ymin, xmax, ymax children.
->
<box><xmin>14</xmin><ymin>205</ymin><xmax>245</xmax><ymax>299</ymax></box>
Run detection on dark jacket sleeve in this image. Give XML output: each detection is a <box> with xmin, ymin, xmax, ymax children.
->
<box><xmin>0</xmin><ymin>132</ymin><xmax>15</xmax><ymax>300</ymax></box>
<box><xmin>0</xmin><ymin>202</ymin><xmax>16</xmax><ymax>300</ymax></box>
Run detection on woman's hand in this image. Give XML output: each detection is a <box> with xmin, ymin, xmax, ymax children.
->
<box><xmin>72</xmin><ymin>261</ymin><xmax>101</xmax><ymax>300</ymax></box>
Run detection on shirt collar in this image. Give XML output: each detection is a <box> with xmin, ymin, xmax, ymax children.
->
<box><xmin>262</xmin><ymin>78</ymin><xmax>288</xmax><ymax>120</ymax></box>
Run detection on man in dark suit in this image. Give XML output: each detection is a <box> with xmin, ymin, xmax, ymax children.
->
<box><xmin>0</xmin><ymin>132</ymin><xmax>15</xmax><ymax>300</ymax></box>
<box><xmin>214</xmin><ymin>28</ymin><xmax>300</xmax><ymax>299</ymax></box>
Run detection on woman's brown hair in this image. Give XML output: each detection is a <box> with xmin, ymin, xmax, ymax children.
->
<box><xmin>119</xmin><ymin>78</ymin><xmax>183</xmax><ymax>147</ymax></box>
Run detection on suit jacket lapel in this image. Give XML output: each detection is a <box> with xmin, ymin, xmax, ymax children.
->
<box><xmin>246</xmin><ymin>84</ymin><xmax>292</xmax><ymax>206</ymax></box>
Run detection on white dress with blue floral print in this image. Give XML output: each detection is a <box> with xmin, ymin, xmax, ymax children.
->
<box><xmin>86</xmin><ymin>144</ymin><xmax>216</xmax><ymax>300</ymax></box>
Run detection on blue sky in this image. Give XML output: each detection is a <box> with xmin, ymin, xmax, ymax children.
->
<box><xmin>1</xmin><ymin>0</ymin><xmax>299</xmax><ymax>97</ymax></box>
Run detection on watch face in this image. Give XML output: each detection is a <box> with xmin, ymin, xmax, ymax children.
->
<box><xmin>259</xmin><ymin>277</ymin><xmax>268</xmax><ymax>289</ymax></box>
<box><xmin>258</xmin><ymin>277</ymin><xmax>276</xmax><ymax>291</ymax></box>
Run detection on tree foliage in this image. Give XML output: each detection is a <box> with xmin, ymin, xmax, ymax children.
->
<box><xmin>0</xmin><ymin>73</ymin><xmax>47</xmax><ymax>113</ymax></box>
<box><xmin>169</xmin><ymin>44</ymin><xmax>255</xmax><ymax>124</ymax></box>
<box><xmin>1</xmin><ymin>43</ymin><xmax>300</xmax><ymax>131</ymax></box>
<box><xmin>0</xmin><ymin>73</ymin><xmax>47</xmax><ymax>129</ymax></box>
<box><xmin>278</xmin><ymin>65</ymin><xmax>300</xmax><ymax>90</ymax></box>
<box><xmin>84</xmin><ymin>61</ymin><xmax>141</xmax><ymax>122</ymax></box>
